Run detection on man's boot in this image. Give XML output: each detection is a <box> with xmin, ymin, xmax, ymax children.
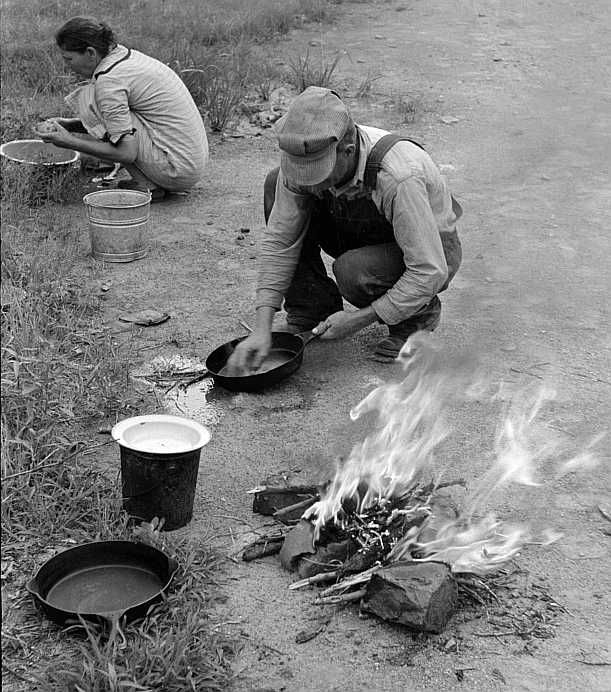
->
<box><xmin>372</xmin><ymin>296</ymin><xmax>441</xmax><ymax>361</ymax></box>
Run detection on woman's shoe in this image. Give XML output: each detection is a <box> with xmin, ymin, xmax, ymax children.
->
<box><xmin>117</xmin><ymin>179</ymin><xmax>167</xmax><ymax>202</ymax></box>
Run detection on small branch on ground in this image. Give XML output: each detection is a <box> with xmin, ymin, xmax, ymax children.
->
<box><xmin>314</xmin><ymin>588</ymin><xmax>368</xmax><ymax>605</ymax></box>
<box><xmin>289</xmin><ymin>571</ymin><xmax>339</xmax><ymax>590</ymax></box>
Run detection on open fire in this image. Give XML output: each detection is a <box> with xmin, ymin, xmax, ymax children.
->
<box><xmin>245</xmin><ymin>333</ymin><xmax>600</xmax><ymax>632</ymax></box>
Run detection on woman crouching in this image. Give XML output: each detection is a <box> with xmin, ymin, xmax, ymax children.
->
<box><xmin>37</xmin><ymin>16</ymin><xmax>209</xmax><ymax>202</ymax></box>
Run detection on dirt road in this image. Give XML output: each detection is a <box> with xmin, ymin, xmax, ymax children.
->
<box><xmin>97</xmin><ymin>1</ymin><xmax>610</xmax><ymax>689</ymax></box>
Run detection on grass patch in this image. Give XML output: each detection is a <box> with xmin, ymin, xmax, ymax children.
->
<box><xmin>284</xmin><ymin>48</ymin><xmax>343</xmax><ymax>92</ymax></box>
<box><xmin>0</xmin><ymin>157</ymin><xmax>83</xmax><ymax>206</ymax></box>
<box><xmin>0</xmin><ymin>202</ymin><xmax>130</xmax><ymax>544</ymax></box>
<box><xmin>176</xmin><ymin>43</ymin><xmax>251</xmax><ymax>133</ymax></box>
<box><xmin>354</xmin><ymin>70</ymin><xmax>383</xmax><ymax>98</ymax></box>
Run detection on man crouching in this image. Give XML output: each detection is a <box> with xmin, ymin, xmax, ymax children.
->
<box><xmin>227</xmin><ymin>86</ymin><xmax>462</xmax><ymax>373</ymax></box>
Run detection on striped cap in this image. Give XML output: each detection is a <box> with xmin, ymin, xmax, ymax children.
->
<box><xmin>274</xmin><ymin>87</ymin><xmax>351</xmax><ymax>186</ymax></box>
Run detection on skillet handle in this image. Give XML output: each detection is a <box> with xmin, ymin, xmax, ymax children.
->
<box><xmin>26</xmin><ymin>577</ymin><xmax>40</xmax><ymax>596</ymax></box>
<box><xmin>297</xmin><ymin>330</ymin><xmax>320</xmax><ymax>347</ymax></box>
<box><xmin>105</xmin><ymin>612</ymin><xmax>128</xmax><ymax>649</ymax></box>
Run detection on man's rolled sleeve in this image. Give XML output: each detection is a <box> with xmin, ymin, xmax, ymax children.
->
<box><xmin>372</xmin><ymin>175</ymin><xmax>448</xmax><ymax>324</ymax></box>
<box><xmin>255</xmin><ymin>173</ymin><xmax>313</xmax><ymax>311</ymax></box>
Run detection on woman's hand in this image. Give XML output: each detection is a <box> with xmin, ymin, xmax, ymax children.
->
<box><xmin>224</xmin><ymin>331</ymin><xmax>272</xmax><ymax>376</ymax></box>
<box><xmin>35</xmin><ymin>121</ymin><xmax>74</xmax><ymax>149</ymax></box>
<box><xmin>34</xmin><ymin>119</ymin><xmax>59</xmax><ymax>136</ymax></box>
<box><xmin>313</xmin><ymin>306</ymin><xmax>378</xmax><ymax>340</ymax></box>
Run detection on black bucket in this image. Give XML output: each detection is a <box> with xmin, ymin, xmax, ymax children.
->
<box><xmin>120</xmin><ymin>446</ymin><xmax>202</xmax><ymax>530</ymax></box>
<box><xmin>112</xmin><ymin>415</ymin><xmax>211</xmax><ymax>531</ymax></box>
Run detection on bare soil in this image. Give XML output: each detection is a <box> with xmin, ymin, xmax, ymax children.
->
<box><xmin>83</xmin><ymin>1</ymin><xmax>609</xmax><ymax>689</ymax></box>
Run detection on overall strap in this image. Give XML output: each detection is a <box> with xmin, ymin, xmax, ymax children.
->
<box><xmin>363</xmin><ymin>134</ymin><xmax>425</xmax><ymax>190</ymax></box>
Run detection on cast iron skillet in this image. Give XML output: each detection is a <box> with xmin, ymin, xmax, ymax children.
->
<box><xmin>205</xmin><ymin>330</ymin><xmax>318</xmax><ymax>392</ymax></box>
<box><xmin>27</xmin><ymin>540</ymin><xmax>178</xmax><ymax>628</ymax></box>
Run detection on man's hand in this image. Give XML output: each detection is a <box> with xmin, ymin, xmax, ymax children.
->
<box><xmin>224</xmin><ymin>331</ymin><xmax>272</xmax><ymax>376</ymax></box>
<box><xmin>313</xmin><ymin>306</ymin><xmax>378</xmax><ymax>340</ymax></box>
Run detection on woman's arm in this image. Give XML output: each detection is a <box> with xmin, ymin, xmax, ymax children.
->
<box><xmin>39</xmin><ymin>123</ymin><xmax>138</xmax><ymax>165</ymax></box>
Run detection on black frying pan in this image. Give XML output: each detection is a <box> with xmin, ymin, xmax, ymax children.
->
<box><xmin>205</xmin><ymin>330</ymin><xmax>318</xmax><ymax>392</ymax></box>
<box><xmin>27</xmin><ymin>540</ymin><xmax>178</xmax><ymax>628</ymax></box>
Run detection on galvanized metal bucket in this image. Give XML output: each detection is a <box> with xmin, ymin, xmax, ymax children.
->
<box><xmin>83</xmin><ymin>189</ymin><xmax>152</xmax><ymax>263</ymax></box>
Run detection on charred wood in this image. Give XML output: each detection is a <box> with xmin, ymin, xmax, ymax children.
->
<box><xmin>279</xmin><ymin>519</ymin><xmax>316</xmax><ymax>571</ymax></box>
<box><xmin>296</xmin><ymin>536</ymin><xmax>360</xmax><ymax>579</ymax></box>
<box><xmin>242</xmin><ymin>535</ymin><xmax>285</xmax><ymax>562</ymax></box>
<box><xmin>252</xmin><ymin>485</ymin><xmax>319</xmax><ymax>516</ymax></box>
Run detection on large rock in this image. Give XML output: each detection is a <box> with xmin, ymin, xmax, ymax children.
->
<box><xmin>361</xmin><ymin>561</ymin><xmax>457</xmax><ymax>633</ymax></box>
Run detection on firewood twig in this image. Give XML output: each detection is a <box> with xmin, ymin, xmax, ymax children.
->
<box><xmin>314</xmin><ymin>588</ymin><xmax>368</xmax><ymax>605</ymax></box>
<box><xmin>319</xmin><ymin>566</ymin><xmax>380</xmax><ymax>597</ymax></box>
<box><xmin>459</xmin><ymin>584</ymin><xmax>487</xmax><ymax>605</ymax></box>
<box><xmin>274</xmin><ymin>496</ymin><xmax>318</xmax><ymax>521</ymax></box>
<box><xmin>289</xmin><ymin>571</ymin><xmax>339</xmax><ymax>590</ymax></box>
<box><xmin>179</xmin><ymin>372</ymin><xmax>210</xmax><ymax>389</ymax></box>
<box><xmin>456</xmin><ymin>574</ymin><xmax>500</xmax><ymax>603</ymax></box>
<box><xmin>473</xmin><ymin>624</ymin><xmax>537</xmax><ymax>638</ymax></box>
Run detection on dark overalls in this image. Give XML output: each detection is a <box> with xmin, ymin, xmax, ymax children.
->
<box><xmin>263</xmin><ymin>135</ymin><xmax>462</xmax><ymax>339</ymax></box>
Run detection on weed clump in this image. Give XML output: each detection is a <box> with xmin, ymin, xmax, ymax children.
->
<box><xmin>285</xmin><ymin>49</ymin><xmax>343</xmax><ymax>92</ymax></box>
<box><xmin>178</xmin><ymin>52</ymin><xmax>248</xmax><ymax>132</ymax></box>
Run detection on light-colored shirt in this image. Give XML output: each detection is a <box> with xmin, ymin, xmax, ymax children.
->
<box><xmin>91</xmin><ymin>45</ymin><xmax>208</xmax><ymax>190</ymax></box>
<box><xmin>256</xmin><ymin>125</ymin><xmax>460</xmax><ymax>325</ymax></box>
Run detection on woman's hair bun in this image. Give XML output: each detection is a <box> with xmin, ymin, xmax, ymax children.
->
<box><xmin>99</xmin><ymin>22</ymin><xmax>116</xmax><ymax>44</ymax></box>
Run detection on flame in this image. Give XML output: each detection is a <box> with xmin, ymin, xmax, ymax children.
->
<box><xmin>460</xmin><ymin>384</ymin><xmax>554</xmax><ymax>525</ymax></box>
<box><xmin>304</xmin><ymin>333</ymin><xmax>478</xmax><ymax>537</ymax></box>
<box><xmin>412</xmin><ymin>515</ymin><xmax>529</xmax><ymax>574</ymax></box>
<box><xmin>302</xmin><ymin>333</ymin><xmax>600</xmax><ymax>574</ymax></box>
